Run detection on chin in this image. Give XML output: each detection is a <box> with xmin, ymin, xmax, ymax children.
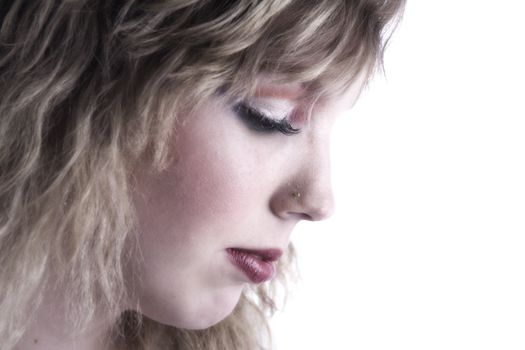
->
<box><xmin>180</xmin><ymin>286</ymin><xmax>244</xmax><ymax>330</ymax></box>
<box><xmin>140</xmin><ymin>285</ymin><xmax>244</xmax><ymax>330</ymax></box>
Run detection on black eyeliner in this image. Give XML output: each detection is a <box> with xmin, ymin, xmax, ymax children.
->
<box><xmin>233</xmin><ymin>102</ymin><xmax>300</xmax><ymax>135</ymax></box>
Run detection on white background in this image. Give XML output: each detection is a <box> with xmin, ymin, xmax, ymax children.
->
<box><xmin>271</xmin><ymin>1</ymin><xmax>525</xmax><ymax>349</ymax></box>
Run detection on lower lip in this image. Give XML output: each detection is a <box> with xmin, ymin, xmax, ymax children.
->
<box><xmin>226</xmin><ymin>248</ymin><xmax>276</xmax><ymax>284</ymax></box>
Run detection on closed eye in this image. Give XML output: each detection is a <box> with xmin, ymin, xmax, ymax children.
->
<box><xmin>233</xmin><ymin>102</ymin><xmax>300</xmax><ymax>135</ymax></box>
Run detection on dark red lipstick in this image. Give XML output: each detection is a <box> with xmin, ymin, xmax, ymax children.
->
<box><xmin>226</xmin><ymin>248</ymin><xmax>283</xmax><ymax>284</ymax></box>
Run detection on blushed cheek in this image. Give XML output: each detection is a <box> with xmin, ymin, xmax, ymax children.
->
<box><xmin>141</xmin><ymin>136</ymin><xmax>254</xmax><ymax>251</ymax></box>
<box><xmin>170</xmin><ymin>136</ymin><xmax>256</xmax><ymax>233</ymax></box>
<box><xmin>133</xmin><ymin>96</ymin><xmax>267</xmax><ymax>254</ymax></box>
<box><xmin>183</xmin><ymin>113</ymin><xmax>264</xmax><ymax>214</ymax></box>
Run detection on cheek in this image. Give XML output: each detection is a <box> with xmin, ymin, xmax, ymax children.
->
<box><xmin>166</xmin><ymin>123</ymin><xmax>266</xmax><ymax>231</ymax></box>
<box><xmin>176</xmin><ymin>152</ymin><xmax>248</xmax><ymax>222</ymax></box>
<box><xmin>128</xmin><ymin>113</ymin><xmax>268</xmax><ymax>328</ymax></box>
<box><xmin>133</xmin><ymin>127</ymin><xmax>261</xmax><ymax>252</ymax></box>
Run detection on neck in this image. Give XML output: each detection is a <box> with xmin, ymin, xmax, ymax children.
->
<box><xmin>13</xmin><ymin>284</ymin><xmax>120</xmax><ymax>350</ymax></box>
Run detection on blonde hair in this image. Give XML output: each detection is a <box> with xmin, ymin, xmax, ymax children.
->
<box><xmin>0</xmin><ymin>1</ymin><xmax>405</xmax><ymax>349</ymax></box>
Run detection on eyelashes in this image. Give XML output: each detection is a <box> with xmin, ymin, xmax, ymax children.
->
<box><xmin>232</xmin><ymin>102</ymin><xmax>300</xmax><ymax>135</ymax></box>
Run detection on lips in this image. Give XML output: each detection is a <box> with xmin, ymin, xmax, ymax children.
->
<box><xmin>226</xmin><ymin>248</ymin><xmax>283</xmax><ymax>284</ymax></box>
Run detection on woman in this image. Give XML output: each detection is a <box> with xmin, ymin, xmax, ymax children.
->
<box><xmin>0</xmin><ymin>1</ymin><xmax>405</xmax><ymax>349</ymax></box>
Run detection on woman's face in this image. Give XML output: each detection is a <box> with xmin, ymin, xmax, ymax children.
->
<box><xmin>130</xmin><ymin>77</ymin><xmax>364</xmax><ymax>329</ymax></box>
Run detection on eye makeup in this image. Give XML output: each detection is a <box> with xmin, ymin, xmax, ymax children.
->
<box><xmin>232</xmin><ymin>101</ymin><xmax>300</xmax><ymax>135</ymax></box>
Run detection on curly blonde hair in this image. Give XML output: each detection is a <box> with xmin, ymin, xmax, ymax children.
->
<box><xmin>0</xmin><ymin>1</ymin><xmax>405</xmax><ymax>349</ymax></box>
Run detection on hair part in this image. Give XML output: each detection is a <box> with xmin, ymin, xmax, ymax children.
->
<box><xmin>0</xmin><ymin>1</ymin><xmax>405</xmax><ymax>349</ymax></box>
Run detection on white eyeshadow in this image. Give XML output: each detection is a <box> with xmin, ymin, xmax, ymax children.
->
<box><xmin>247</xmin><ymin>98</ymin><xmax>296</xmax><ymax>120</ymax></box>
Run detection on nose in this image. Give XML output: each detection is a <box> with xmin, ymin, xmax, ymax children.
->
<box><xmin>270</xmin><ymin>145</ymin><xmax>335</xmax><ymax>222</ymax></box>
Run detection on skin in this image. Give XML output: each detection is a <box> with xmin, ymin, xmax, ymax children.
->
<box><xmin>14</xmin><ymin>75</ymin><xmax>364</xmax><ymax>349</ymax></box>
<box><xmin>129</xmin><ymin>76</ymin><xmax>365</xmax><ymax>330</ymax></box>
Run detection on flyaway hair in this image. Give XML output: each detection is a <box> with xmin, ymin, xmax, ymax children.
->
<box><xmin>0</xmin><ymin>1</ymin><xmax>405</xmax><ymax>349</ymax></box>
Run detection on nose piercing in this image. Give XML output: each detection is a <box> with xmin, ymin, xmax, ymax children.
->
<box><xmin>291</xmin><ymin>187</ymin><xmax>301</xmax><ymax>199</ymax></box>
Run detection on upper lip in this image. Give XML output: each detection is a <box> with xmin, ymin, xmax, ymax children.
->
<box><xmin>227</xmin><ymin>247</ymin><xmax>283</xmax><ymax>262</ymax></box>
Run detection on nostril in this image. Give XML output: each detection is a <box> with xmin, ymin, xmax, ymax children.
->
<box><xmin>297</xmin><ymin>212</ymin><xmax>314</xmax><ymax>221</ymax></box>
